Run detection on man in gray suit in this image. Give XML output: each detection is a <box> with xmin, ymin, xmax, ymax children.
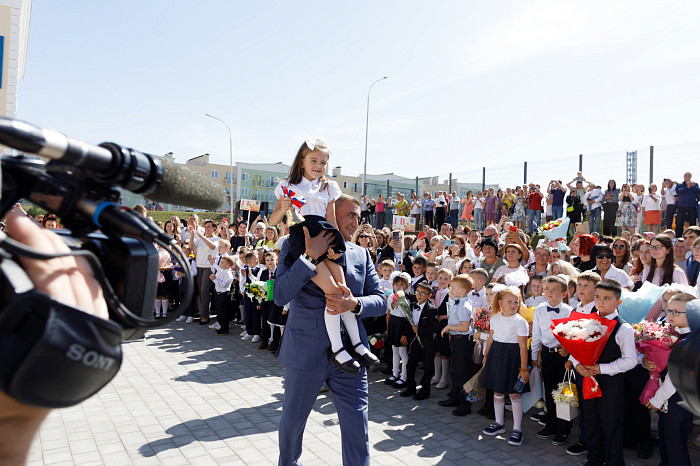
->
<box><xmin>274</xmin><ymin>194</ymin><xmax>386</xmax><ymax>466</ymax></box>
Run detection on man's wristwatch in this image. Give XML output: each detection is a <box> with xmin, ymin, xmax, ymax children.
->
<box><xmin>301</xmin><ymin>253</ymin><xmax>318</xmax><ymax>266</ymax></box>
<box><xmin>352</xmin><ymin>299</ymin><xmax>363</xmax><ymax>316</ymax></box>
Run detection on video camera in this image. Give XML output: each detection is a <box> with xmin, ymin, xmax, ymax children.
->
<box><xmin>0</xmin><ymin>118</ymin><xmax>222</xmax><ymax>408</ymax></box>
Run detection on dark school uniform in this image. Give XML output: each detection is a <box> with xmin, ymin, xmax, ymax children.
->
<box><xmin>402</xmin><ymin>300</ymin><xmax>440</xmax><ymax>395</ymax></box>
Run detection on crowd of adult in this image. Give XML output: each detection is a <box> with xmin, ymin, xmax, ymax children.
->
<box><xmin>20</xmin><ymin>171</ymin><xmax>700</xmax><ymax>464</ymax></box>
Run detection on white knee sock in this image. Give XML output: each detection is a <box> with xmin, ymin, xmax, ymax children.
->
<box><xmin>392</xmin><ymin>346</ymin><xmax>401</xmax><ymax>378</ymax></box>
<box><xmin>440</xmin><ymin>358</ymin><xmax>451</xmax><ymax>383</ymax></box>
<box><xmin>341</xmin><ymin>311</ymin><xmax>369</xmax><ymax>356</ymax></box>
<box><xmin>154</xmin><ymin>300</ymin><xmax>160</xmax><ymax>316</ymax></box>
<box><xmin>511</xmin><ymin>396</ymin><xmax>523</xmax><ymax>431</ymax></box>
<box><xmin>494</xmin><ymin>395</ymin><xmax>505</xmax><ymax>426</ymax></box>
<box><xmin>399</xmin><ymin>346</ymin><xmax>409</xmax><ymax>381</ymax></box>
<box><xmin>433</xmin><ymin>356</ymin><xmax>442</xmax><ymax>381</ymax></box>
<box><xmin>161</xmin><ymin>299</ymin><xmax>169</xmax><ymax>316</ymax></box>
<box><xmin>324</xmin><ymin>311</ymin><xmax>352</xmax><ymax>364</ymax></box>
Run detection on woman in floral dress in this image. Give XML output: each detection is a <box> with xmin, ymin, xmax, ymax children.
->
<box><xmin>615</xmin><ymin>183</ymin><xmax>637</xmax><ymax>234</ymax></box>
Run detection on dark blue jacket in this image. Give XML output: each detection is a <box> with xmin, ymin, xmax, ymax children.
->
<box><xmin>675</xmin><ymin>182</ymin><xmax>700</xmax><ymax>207</ymax></box>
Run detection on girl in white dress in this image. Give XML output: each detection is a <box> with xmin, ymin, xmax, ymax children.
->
<box><xmin>270</xmin><ymin>139</ymin><xmax>377</xmax><ymax>373</ymax></box>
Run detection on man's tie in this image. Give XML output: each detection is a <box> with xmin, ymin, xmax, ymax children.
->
<box><xmin>547</xmin><ymin>306</ymin><xmax>559</xmax><ymax>314</ymax></box>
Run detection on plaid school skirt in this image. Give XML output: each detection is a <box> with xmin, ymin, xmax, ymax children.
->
<box><xmin>481</xmin><ymin>341</ymin><xmax>529</xmax><ymax>395</ymax></box>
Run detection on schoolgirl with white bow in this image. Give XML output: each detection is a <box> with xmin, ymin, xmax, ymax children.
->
<box><xmin>269</xmin><ymin>138</ymin><xmax>378</xmax><ymax>373</ymax></box>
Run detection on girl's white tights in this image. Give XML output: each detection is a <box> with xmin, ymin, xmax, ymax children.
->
<box><xmin>154</xmin><ymin>299</ymin><xmax>169</xmax><ymax>317</ymax></box>
<box><xmin>325</xmin><ymin>310</ymin><xmax>369</xmax><ymax>364</ymax></box>
<box><xmin>392</xmin><ymin>346</ymin><xmax>409</xmax><ymax>381</ymax></box>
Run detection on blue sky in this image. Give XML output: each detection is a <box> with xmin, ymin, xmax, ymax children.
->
<box><xmin>18</xmin><ymin>1</ymin><xmax>700</xmax><ymax>186</ymax></box>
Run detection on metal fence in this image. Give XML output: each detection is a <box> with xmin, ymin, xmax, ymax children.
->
<box><xmin>444</xmin><ymin>141</ymin><xmax>700</xmax><ymax>191</ymax></box>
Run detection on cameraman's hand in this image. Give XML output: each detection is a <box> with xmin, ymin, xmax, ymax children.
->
<box><xmin>0</xmin><ymin>209</ymin><xmax>108</xmax><ymax>463</ymax></box>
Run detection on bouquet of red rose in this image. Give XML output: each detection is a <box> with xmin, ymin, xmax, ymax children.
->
<box><xmin>551</xmin><ymin>311</ymin><xmax>618</xmax><ymax>399</ymax></box>
<box><xmin>473</xmin><ymin>307</ymin><xmax>490</xmax><ymax>333</ymax></box>
<box><xmin>633</xmin><ymin>320</ymin><xmax>680</xmax><ymax>406</ymax></box>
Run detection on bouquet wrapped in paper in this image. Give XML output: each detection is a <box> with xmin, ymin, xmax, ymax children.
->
<box><xmin>633</xmin><ymin>320</ymin><xmax>680</xmax><ymax>407</ymax></box>
<box><xmin>392</xmin><ymin>290</ymin><xmax>422</xmax><ymax>347</ymax></box>
<box><xmin>551</xmin><ymin>311</ymin><xmax>618</xmax><ymax>399</ymax></box>
<box><xmin>473</xmin><ymin>308</ymin><xmax>491</xmax><ymax>333</ymax></box>
<box><xmin>539</xmin><ymin>217</ymin><xmax>571</xmax><ymax>253</ymax></box>
<box><xmin>368</xmin><ymin>333</ymin><xmax>386</xmax><ymax>350</ymax></box>
<box><xmin>245</xmin><ymin>280</ymin><xmax>268</xmax><ymax>304</ymax></box>
<box><xmin>619</xmin><ymin>282</ymin><xmax>668</xmax><ymax>324</ymax></box>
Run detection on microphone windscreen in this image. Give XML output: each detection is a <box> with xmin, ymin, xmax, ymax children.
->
<box><xmin>149</xmin><ymin>157</ymin><xmax>226</xmax><ymax>211</ymax></box>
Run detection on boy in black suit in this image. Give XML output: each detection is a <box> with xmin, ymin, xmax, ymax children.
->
<box><xmin>400</xmin><ymin>281</ymin><xmax>440</xmax><ymax>400</ymax></box>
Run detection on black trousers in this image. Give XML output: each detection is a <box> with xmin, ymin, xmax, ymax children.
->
<box><xmin>260</xmin><ymin>302</ymin><xmax>271</xmax><ymax>342</ymax></box>
<box><xmin>435</xmin><ymin>207</ymin><xmax>446</xmax><ymax>230</ymax></box>
<box><xmin>623</xmin><ymin>365</ymin><xmax>651</xmax><ymax>448</ymax></box>
<box><xmin>583</xmin><ymin>375</ymin><xmax>624</xmax><ymax>466</ymax></box>
<box><xmin>675</xmin><ymin>205</ymin><xmax>697</xmax><ymax>238</ymax></box>
<box><xmin>215</xmin><ymin>291</ymin><xmax>231</xmax><ymax>332</ymax></box>
<box><xmin>424</xmin><ymin>211</ymin><xmax>434</xmax><ymax>228</ymax></box>
<box><xmin>665</xmin><ymin>204</ymin><xmax>677</xmax><ymax>230</ymax></box>
<box><xmin>406</xmin><ymin>339</ymin><xmax>435</xmax><ymax>391</ymax></box>
<box><xmin>658</xmin><ymin>393</ymin><xmax>693</xmax><ymax>466</ymax></box>
<box><xmin>447</xmin><ymin>335</ymin><xmax>475</xmax><ymax>408</ymax></box>
<box><xmin>602</xmin><ymin>203</ymin><xmax>618</xmax><ymax>236</ymax></box>
<box><xmin>574</xmin><ymin>370</ymin><xmax>586</xmax><ymax>443</ymax></box>
<box><xmin>541</xmin><ymin>349</ymin><xmax>573</xmax><ymax>435</ymax></box>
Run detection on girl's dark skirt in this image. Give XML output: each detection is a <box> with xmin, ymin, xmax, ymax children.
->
<box><xmin>387</xmin><ymin>315</ymin><xmax>406</xmax><ymax>347</ymax></box>
<box><xmin>156</xmin><ymin>279</ymin><xmax>172</xmax><ymax>298</ymax></box>
<box><xmin>481</xmin><ymin>341</ymin><xmax>529</xmax><ymax>395</ymax></box>
<box><xmin>284</xmin><ymin>215</ymin><xmax>346</xmax><ymax>269</ymax></box>
<box><xmin>436</xmin><ymin>320</ymin><xmax>452</xmax><ymax>356</ymax></box>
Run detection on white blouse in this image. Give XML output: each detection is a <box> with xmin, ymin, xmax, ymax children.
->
<box><xmin>490</xmin><ymin>312</ymin><xmax>529</xmax><ymax>344</ymax></box>
<box><xmin>641</xmin><ymin>266</ymin><xmax>688</xmax><ymax>286</ymax></box>
<box><xmin>275</xmin><ymin>177</ymin><xmax>342</xmax><ymax>218</ymax></box>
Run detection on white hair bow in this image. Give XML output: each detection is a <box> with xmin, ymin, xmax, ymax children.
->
<box><xmin>305</xmin><ymin>136</ymin><xmax>329</xmax><ymax>151</ymax></box>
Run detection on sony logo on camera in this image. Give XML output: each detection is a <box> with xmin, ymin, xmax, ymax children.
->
<box><xmin>65</xmin><ymin>344</ymin><xmax>117</xmax><ymax>371</ymax></box>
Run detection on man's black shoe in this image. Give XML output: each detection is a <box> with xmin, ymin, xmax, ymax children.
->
<box><xmin>400</xmin><ymin>386</ymin><xmax>416</xmax><ymax>397</ymax></box>
<box><xmin>552</xmin><ymin>434</ymin><xmax>568</xmax><ymax>446</ymax></box>
<box><xmin>452</xmin><ymin>406</ymin><xmax>471</xmax><ymax>416</ymax></box>
<box><xmin>413</xmin><ymin>390</ymin><xmax>430</xmax><ymax>401</ymax></box>
<box><xmin>536</xmin><ymin>427</ymin><xmax>556</xmax><ymax>439</ymax></box>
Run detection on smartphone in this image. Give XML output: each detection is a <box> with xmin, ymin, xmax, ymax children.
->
<box><xmin>222</xmin><ymin>217</ymin><xmax>227</xmax><ymax>223</ymax></box>
<box><xmin>392</xmin><ymin>231</ymin><xmax>401</xmax><ymax>243</ymax></box>
<box><xmin>510</xmin><ymin>226</ymin><xmax>518</xmax><ymax>232</ymax></box>
<box><xmin>444</xmin><ymin>239</ymin><xmax>455</xmax><ymax>247</ymax></box>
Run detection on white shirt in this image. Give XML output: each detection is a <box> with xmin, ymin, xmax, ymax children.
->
<box><xmin>576</xmin><ymin>300</ymin><xmax>596</xmax><ymax>314</ymax></box>
<box><xmin>596</xmin><ymin>265</ymin><xmax>634</xmax><ymax>289</ymax></box>
<box><xmin>663</xmin><ymin>185</ymin><xmax>677</xmax><ymax>206</ymax></box>
<box><xmin>648</xmin><ymin>326</ymin><xmax>691</xmax><ymax>409</ymax></box>
<box><xmin>413</xmin><ymin>301</ymin><xmax>426</xmax><ymax>325</ymax></box>
<box><xmin>468</xmin><ymin>287</ymin><xmax>487</xmax><ymax>310</ymax></box>
<box><xmin>211</xmin><ymin>265</ymin><xmax>234</xmax><ymax>293</ymax></box>
<box><xmin>525</xmin><ymin>295</ymin><xmax>547</xmax><ymax>308</ymax></box>
<box><xmin>274</xmin><ymin>177</ymin><xmax>342</xmax><ymax>218</ymax></box>
<box><xmin>194</xmin><ymin>235</ymin><xmax>221</xmax><ymax>268</ymax></box>
<box><xmin>531</xmin><ymin>302</ymin><xmax>573</xmax><ymax>359</ymax></box>
<box><xmin>569</xmin><ymin>311</ymin><xmax>638</xmax><ymax>376</ymax></box>
<box><xmin>181</xmin><ymin>225</ymin><xmax>204</xmax><ymax>244</ymax></box>
<box><xmin>410</xmin><ymin>200</ymin><xmax>422</xmax><ymax>215</ymax></box>
<box><xmin>642</xmin><ymin>194</ymin><xmax>661</xmax><ymax>211</ymax></box>
<box><xmin>490</xmin><ymin>312</ymin><xmax>529</xmax><ymax>344</ymax></box>
<box><xmin>641</xmin><ymin>266</ymin><xmax>689</xmax><ymax>286</ymax></box>
<box><xmin>450</xmin><ymin>196</ymin><xmax>460</xmax><ymax>210</ymax></box>
<box><xmin>588</xmin><ymin>188</ymin><xmax>604</xmax><ymax>209</ymax></box>
<box><xmin>568</xmin><ymin>296</ymin><xmax>579</xmax><ymax>309</ymax></box>
<box><xmin>493</xmin><ymin>264</ymin><xmax>526</xmax><ymax>281</ymax></box>
<box><xmin>410</xmin><ymin>274</ymin><xmax>425</xmax><ymax>293</ymax></box>
<box><xmin>474</xmin><ymin>197</ymin><xmax>484</xmax><ymax>209</ymax></box>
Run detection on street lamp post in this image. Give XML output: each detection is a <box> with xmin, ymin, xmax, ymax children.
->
<box><xmin>205</xmin><ymin>113</ymin><xmax>234</xmax><ymax>220</ymax></box>
<box><xmin>362</xmin><ymin>76</ymin><xmax>387</xmax><ymax>197</ymax></box>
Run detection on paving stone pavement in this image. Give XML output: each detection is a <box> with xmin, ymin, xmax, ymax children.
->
<box><xmin>28</xmin><ymin>320</ymin><xmax>700</xmax><ymax>465</ymax></box>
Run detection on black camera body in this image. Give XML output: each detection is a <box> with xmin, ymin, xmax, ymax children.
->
<box><xmin>55</xmin><ymin>230</ymin><xmax>159</xmax><ymax>341</ymax></box>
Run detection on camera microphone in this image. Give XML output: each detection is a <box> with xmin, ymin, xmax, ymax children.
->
<box><xmin>0</xmin><ymin>118</ymin><xmax>225</xmax><ymax>211</ymax></box>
